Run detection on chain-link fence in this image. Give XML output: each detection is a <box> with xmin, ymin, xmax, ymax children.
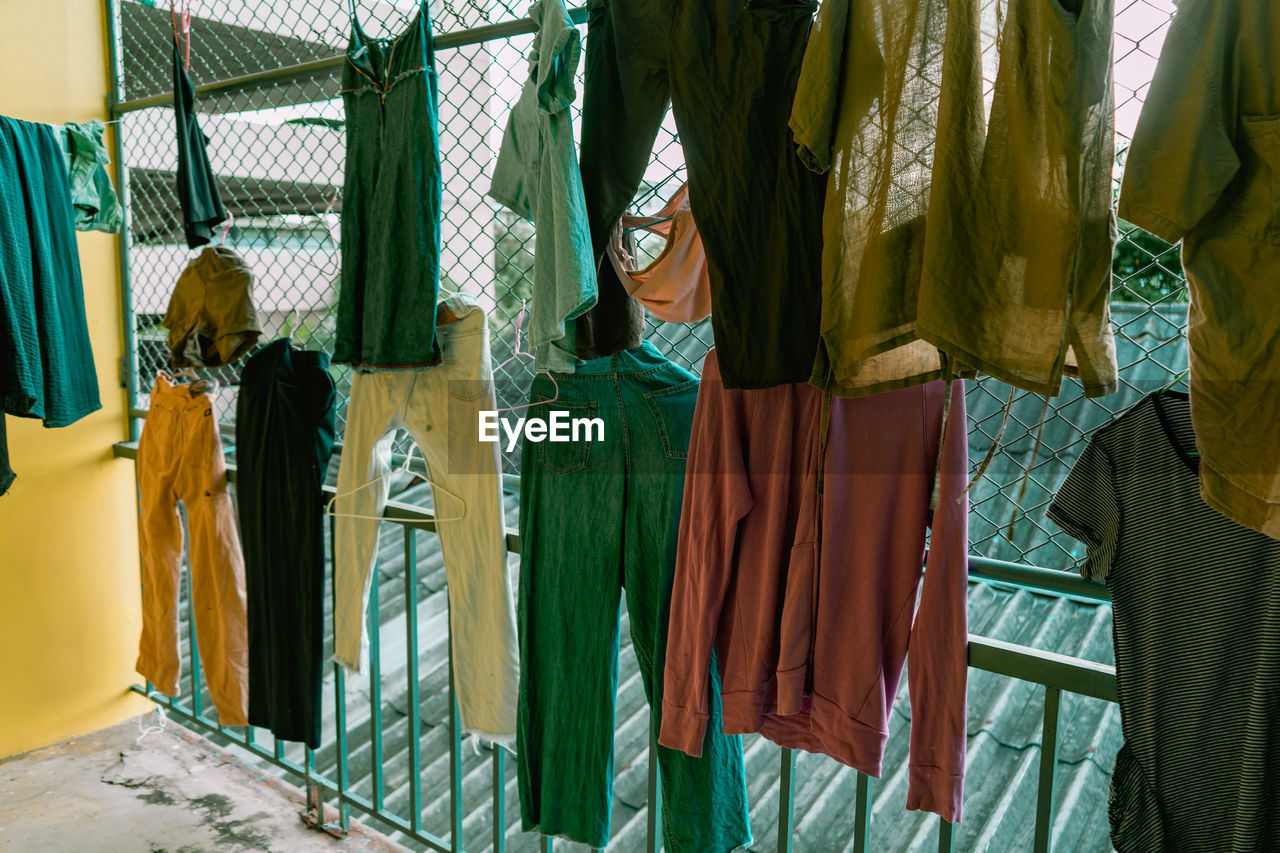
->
<box><xmin>112</xmin><ymin>0</ymin><xmax>1186</xmax><ymax>571</ymax></box>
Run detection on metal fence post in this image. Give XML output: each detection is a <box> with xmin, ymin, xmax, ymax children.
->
<box><xmin>1034</xmin><ymin>686</ymin><xmax>1062</xmax><ymax>853</ymax></box>
<box><xmin>405</xmin><ymin>527</ymin><xmax>423</xmax><ymax>835</ymax></box>
<box><xmin>777</xmin><ymin>747</ymin><xmax>796</xmax><ymax>853</ymax></box>
<box><xmin>853</xmin><ymin>772</ymin><xmax>873</xmax><ymax>853</ymax></box>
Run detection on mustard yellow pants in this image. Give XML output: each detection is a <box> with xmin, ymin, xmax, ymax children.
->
<box><xmin>135</xmin><ymin>372</ymin><xmax>248</xmax><ymax>726</ymax></box>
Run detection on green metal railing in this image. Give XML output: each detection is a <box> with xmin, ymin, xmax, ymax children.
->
<box><xmin>114</xmin><ymin>439</ymin><xmax>1114</xmax><ymax>853</ymax></box>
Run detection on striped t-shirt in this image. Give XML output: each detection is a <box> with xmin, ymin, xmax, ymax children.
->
<box><xmin>1048</xmin><ymin>391</ymin><xmax>1280</xmax><ymax>853</ymax></box>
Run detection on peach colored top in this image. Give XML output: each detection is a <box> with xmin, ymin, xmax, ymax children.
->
<box><xmin>606</xmin><ymin>183</ymin><xmax>711</xmax><ymax>323</ymax></box>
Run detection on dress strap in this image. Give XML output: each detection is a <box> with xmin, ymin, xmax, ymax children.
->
<box><xmin>420</xmin><ymin>0</ymin><xmax>436</xmax><ymax>65</ymax></box>
<box><xmin>348</xmin><ymin>0</ymin><xmax>367</xmax><ymax>41</ymax></box>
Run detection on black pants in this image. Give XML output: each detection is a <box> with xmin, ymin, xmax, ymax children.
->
<box><xmin>577</xmin><ymin>0</ymin><xmax>826</xmax><ymax>389</ymax></box>
<box><xmin>236</xmin><ymin>339</ymin><xmax>337</xmax><ymax>747</ymax></box>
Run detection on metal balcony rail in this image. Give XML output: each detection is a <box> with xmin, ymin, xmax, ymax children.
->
<box><xmin>113</xmin><ymin>440</ymin><xmax>1114</xmax><ymax>853</ymax></box>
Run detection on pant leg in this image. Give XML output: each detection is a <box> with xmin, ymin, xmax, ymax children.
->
<box><xmin>408</xmin><ymin>319</ymin><xmax>518</xmax><ymax>741</ymax></box>
<box><xmin>517</xmin><ymin>372</ymin><xmax>627</xmax><ymax>848</ymax></box>
<box><xmin>573</xmin><ymin>0</ymin><xmax>671</xmax><ymax>360</ymax></box>
<box><xmin>238</xmin><ymin>369</ymin><xmax>272</xmax><ymax>732</ymax></box>
<box><xmin>177</xmin><ymin>393</ymin><xmax>249</xmax><ymax>727</ymax></box>
<box><xmin>668</xmin><ymin>0</ymin><xmax>826</xmax><ymax>390</ymax></box>
<box><xmin>240</xmin><ymin>343</ymin><xmax>337</xmax><ymax>748</ymax></box>
<box><xmin>135</xmin><ymin>404</ymin><xmax>186</xmax><ymax>696</ymax></box>
<box><xmin>333</xmin><ymin>370</ymin><xmax>398</xmax><ymax>672</ymax></box>
<box><xmin>619</xmin><ymin>350</ymin><xmax>752</xmax><ymax>852</ymax></box>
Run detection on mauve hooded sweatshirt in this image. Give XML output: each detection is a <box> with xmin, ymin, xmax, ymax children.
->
<box><xmin>659</xmin><ymin>349</ymin><xmax>969</xmax><ymax>821</ymax></box>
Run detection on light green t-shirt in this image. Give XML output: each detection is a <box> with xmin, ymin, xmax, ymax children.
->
<box><xmin>489</xmin><ymin>0</ymin><xmax>597</xmax><ymax>373</ymax></box>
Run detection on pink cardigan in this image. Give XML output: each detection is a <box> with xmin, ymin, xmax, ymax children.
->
<box><xmin>660</xmin><ymin>350</ymin><xmax>969</xmax><ymax>822</ymax></box>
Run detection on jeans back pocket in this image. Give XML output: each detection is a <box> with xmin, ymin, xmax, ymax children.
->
<box><xmin>643</xmin><ymin>380</ymin><xmax>699</xmax><ymax>461</ymax></box>
<box><xmin>536</xmin><ymin>399</ymin><xmax>599</xmax><ymax>475</ymax></box>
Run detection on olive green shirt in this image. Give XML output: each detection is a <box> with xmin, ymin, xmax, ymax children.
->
<box><xmin>1118</xmin><ymin>0</ymin><xmax>1280</xmax><ymax>540</ymax></box>
<box><xmin>790</xmin><ymin>0</ymin><xmax>1118</xmax><ymax>398</ymax></box>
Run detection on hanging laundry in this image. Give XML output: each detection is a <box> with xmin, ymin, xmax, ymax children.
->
<box><xmin>605</xmin><ymin>183</ymin><xmax>711</xmax><ymax>324</ymax></box>
<box><xmin>517</xmin><ymin>342</ymin><xmax>751</xmax><ymax>851</ymax></box>
<box><xmin>790</xmin><ymin>0</ymin><xmax>1118</xmax><ymax>398</ymax></box>
<box><xmin>163</xmin><ymin>245</ymin><xmax>261</xmax><ymax>368</ymax></box>
<box><xmin>0</xmin><ymin>416</ymin><xmax>12</xmax><ymax>498</ymax></box>
<box><xmin>489</xmin><ymin>0</ymin><xmax>597</xmax><ymax>373</ymax></box>
<box><xmin>332</xmin><ymin>296</ymin><xmax>517</xmax><ymax>743</ymax></box>
<box><xmin>1117</xmin><ymin>0</ymin><xmax>1280</xmax><ymax>539</ymax></box>
<box><xmin>576</xmin><ymin>0</ymin><xmax>826</xmax><ymax>389</ymax></box>
<box><xmin>171</xmin><ymin>23</ymin><xmax>228</xmax><ymax>249</ymax></box>
<box><xmin>237</xmin><ymin>339</ymin><xmax>337</xmax><ymax>749</ymax></box>
<box><xmin>334</xmin><ymin>0</ymin><xmax>443</xmax><ymax>369</ymax></box>
<box><xmin>136</xmin><ymin>372</ymin><xmax>248</xmax><ymax>727</ymax></box>
<box><xmin>0</xmin><ymin>113</ymin><xmax>102</xmax><ymax>498</ymax></box>
<box><xmin>1048</xmin><ymin>391</ymin><xmax>1280</xmax><ymax>852</ymax></box>
<box><xmin>662</xmin><ymin>350</ymin><xmax>969</xmax><ymax>822</ymax></box>
<box><xmin>57</xmin><ymin>119</ymin><xmax>122</xmax><ymax>233</ymax></box>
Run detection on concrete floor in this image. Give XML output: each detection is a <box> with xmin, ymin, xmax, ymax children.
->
<box><xmin>0</xmin><ymin>715</ymin><xmax>408</xmax><ymax>852</ymax></box>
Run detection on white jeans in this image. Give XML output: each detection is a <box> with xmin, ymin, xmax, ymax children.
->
<box><xmin>333</xmin><ymin>296</ymin><xmax>517</xmax><ymax>741</ymax></box>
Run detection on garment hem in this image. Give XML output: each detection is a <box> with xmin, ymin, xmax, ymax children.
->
<box><xmin>915</xmin><ymin>325</ymin><xmax>1092</xmax><ymax>399</ymax></box>
<box><xmin>1115</xmin><ymin>200</ymin><xmax>1187</xmax><ymax>246</ymax></box>
<box><xmin>40</xmin><ymin>400</ymin><xmax>102</xmax><ymax>429</ymax></box>
<box><xmin>465</xmin><ymin>729</ymin><xmax>517</xmax><ymax>752</ymax></box>
<box><xmin>720</xmin><ymin>685</ymin><xmax>888</xmax><ymax>776</ymax></box>
<box><xmin>1200</xmin><ymin>457</ymin><xmax>1280</xmax><ymax>539</ymax></box>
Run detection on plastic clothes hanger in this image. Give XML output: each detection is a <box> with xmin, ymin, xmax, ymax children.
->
<box><xmin>492</xmin><ymin>299</ymin><xmax>560</xmax><ymax>414</ymax></box>
<box><xmin>219</xmin><ymin>209</ymin><xmax>235</xmax><ymax>245</ymax></box>
<box><xmin>170</xmin><ymin>1</ymin><xmax>192</xmax><ymax>71</ymax></box>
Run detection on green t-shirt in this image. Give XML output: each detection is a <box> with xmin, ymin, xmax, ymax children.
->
<box><xmin>489</xmin><ymin>0</ymin><xmax>597</xmax><ymax>373</ymax></box>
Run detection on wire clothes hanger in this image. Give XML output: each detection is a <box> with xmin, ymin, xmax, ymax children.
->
<box><xmin>158</xmin><ymin>367</ymin><xmax>209</xmax><ymax>385</ymax></box>
<box><xmin>325</xmin><ymin>440</ymin><xmax>468</xmax><ymax>524</ymax></box>
<box><xmin>1159</xmin><ymin>367</ymin><xmax>1190</xmax><ymax>394</ymax></box>
<box><xmin>492</xmin><ymin>299</ymin><xmax>560</xmax><ymax>414</ymax></box>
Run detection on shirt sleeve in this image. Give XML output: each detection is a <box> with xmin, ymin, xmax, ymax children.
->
<box><xmin>905</xmin><ymin>379</ymin><xmax>969</xmax><ymax>823</ymax></box>
<box><xmin>1117</xmin><ymin>6</ymin><xmax>1240</xmax><ymax>243</ymax></box>
<box><xmin>788</xmin><ymin>0</ymin><xmax>849</xmax><ymax>173</ymax></box>
<box><xmin>659</xmin><ymin>354</ymin><xmax>755</xmax><ymax>757</ymax></box>
<box><xmin>1046</xmin><ymin>438</ymin><xmax>1120</xmax><ymax>582</ymax></box>
<box><xmin>536</xmin><ymin>16</ymin><xmax>581</xmax><ymax>115</ymax></box>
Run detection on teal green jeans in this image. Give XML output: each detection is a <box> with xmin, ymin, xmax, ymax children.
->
<box><xmin>518</xmin><ymin>342</ymin><xmax>750</xmax><ymax>851</ymax></box>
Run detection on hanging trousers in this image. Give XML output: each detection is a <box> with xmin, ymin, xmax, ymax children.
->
<box><xmin>576</xmin><ymin>0</ymin><xmax>825</xmax><ymax>389</ymax></box>
<box><xmin>517</xmin><ymin>342</ymin><xmax>751</xmax><ymax>851</ymax></box>
<box><xmin>237</xmin><ymin>339</ymin><xmax>337</xmax><ymax>748</ymax></box>
<box><xmin>136</xmin><ymin>373</ymin><xmax>248</xmax><ymax>726</ymax></box>
<box><xmin>333</xmin><ymin>297</ymin><xmax>518</xmax><ymax>742</ymax></box>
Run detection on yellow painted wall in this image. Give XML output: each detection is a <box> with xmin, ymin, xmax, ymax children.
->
<box><xmin>0</xmin><ymin>0</ymin><xmax>148</xmax><ymax>757</ymax></box>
